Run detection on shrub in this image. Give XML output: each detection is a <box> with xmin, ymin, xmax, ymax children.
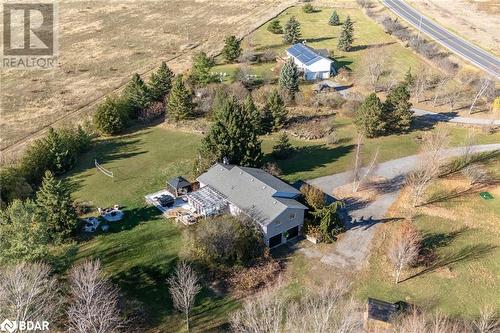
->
<box><xmin>137</xmin><ymin>101</ymin><xmax>164</xmax><ymax>123</ymax></box>
<box><xmin>262</xmin><ymin>162</ymin><xmax>282</xmax><ymax>177</ymax></box>
<box><xmin>260</xmin><ymin>49</ymin><xmax>277</xmax><ymax>63</ymax></box>
<box><xmin>302</xmin><ymin>4</ymin><xmax>314</xmax><ymax>13</ymax></box>
<box><xmin>267</xmin><ymin>19</ymin><xmax>283</xmax><ymax>34</ymax></box>
<box><xmin>0</xmin><ymin>167</ymin><xmax>32</xmax><ymax>209</ymax></box>
<box><xmin>300</xmin><ymin>183</ymin><xmax>326</xmax><ymax>209</ymax></box>
<box><xmin>184</xmin><ymin>215</ymin><xmax>265</xmax><ymax>268</ymax></box>
<box><xmin>93</xmin><ymin>96</ymin><xmax>132</xmax><ymax>135</ymax></box>
<box><xmin>222</xmin><ymin>35</ymin><xmax>242</xmax><ymax>63</ymax></box>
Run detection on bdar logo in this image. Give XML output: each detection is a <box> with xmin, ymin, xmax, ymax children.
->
<box><xmin>0</xmin><ymin>319</ymin><xmax>17</xmax><ymax>333</ymax></box>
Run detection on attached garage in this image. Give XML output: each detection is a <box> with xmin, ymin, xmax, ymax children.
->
<box><xmin>269</xmin><ymin>233</ymin><xmax>283</xmax><ymax>248</ymax></box>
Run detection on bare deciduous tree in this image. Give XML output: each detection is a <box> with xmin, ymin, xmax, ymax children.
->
<box><xmin>352</xmin><ymin>135</ymin><xmax>380</xmax><ymax>192</ymax></box>
<box><xmin>0</xmin><ymin>262</ymin><xmax>60</xmax><ymax>325</ymax></box>
<box><xmin>285</xmin><ymin>282</ymin><xmax>361</xmax><ymax>333</ymax></box>
<box><xmin>394</xmin><ymin>308</ymin><xmax>465</xmax><ymax>333</ymax></box>
<box><xmin>387</xmin><ymin>221</ymin><xmax>421</xmax><ymax>284</ymax></box>
<box><xmin>230</xmin><ymin>290</ymin><xmax>284</xmax><ymax>333</ymax></box>
<box><xmin>469</xmin><ymin>77</ymin><xmax>494</xmax><ymax>114</ymax></box>
<box><xmin>432</xmin><ymin>74</ymin><xmax>451</xmax><ymax>106</ymax></box>
<box><xmin>473</xmin><ymin>306</ymin><xmax>499</xmax><ymax>333</ymax></box>
<box><xmin>167</xmin><ymin>261</ymin><xmax>201</xmax><ymax>333</ymax></box>
<box><xmin>68</xmin><ymin>259</ymin><xmax>124</xmax><ymax>333</ymax></box>
<box><xmin>412</xmin><ymin>66</ymin><xmax>431</xmax><ymax>103</ymax></box>
<box><xmin>405</xmin><ymin>129</ymin><xmax>449</xmax><ymax>207</ymax></box>
<box><xmin>443</xmin><ymin>81</ymin><xmax>462</xmax><ymax>111</ymax></box>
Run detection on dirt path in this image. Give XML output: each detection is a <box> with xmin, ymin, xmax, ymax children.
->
<box><xmin>302</xmin><ymin>144</ymin><xmax>500</xmax><ymax>270</ymax></box>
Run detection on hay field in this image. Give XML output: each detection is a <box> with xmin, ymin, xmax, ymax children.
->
<box><xmin>0</xmin><ymin>0</ymin><xmax>291</xmax><ymax>157</ymax></box>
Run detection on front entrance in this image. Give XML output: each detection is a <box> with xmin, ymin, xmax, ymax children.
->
<box><xmin>286</xmin><ymin>226</ymin><xmax>299</xmax><ymax>240</ymax></box>
<box><xmin>269</xmin><ymin>233</ymin><xmax>282</xmax><ymax>248</ymax></box>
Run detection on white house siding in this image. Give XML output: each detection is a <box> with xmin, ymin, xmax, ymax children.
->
<box><xmin>265</xmin><ymin>208</ymin><xmax>305</xmax><ymax>247</ymax></box>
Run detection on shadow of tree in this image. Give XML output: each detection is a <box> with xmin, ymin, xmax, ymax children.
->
<box><xmin>439</xmin><ymin>150</ymin><xmax>500</xmax><ymax>177</ymax></box>
<box><xmin>270</xmin><ymin>144</ymin><xmax>355</xmax><ymax>175</ymax></box>
<box><xmin>401</xmin><ymin>243</ymin><xmax>497</xmax><ymax>282</ymax></box>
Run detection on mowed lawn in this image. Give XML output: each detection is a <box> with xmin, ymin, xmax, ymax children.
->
<box><xmin>354</xmin><ymin>160</ymin><xmax>500</xmax><ymax>318</ymax></box>
<box><xmin>213</xmin><ymin>5</ymin><xmax>424</xmax><ymax>81</ymax></box>
<box><xmin>63</xmin><ymin>123</ymin><xmax>499</xmax><ymax>330</ymax></box>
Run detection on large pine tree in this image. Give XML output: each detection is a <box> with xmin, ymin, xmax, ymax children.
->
<box><xmin>35</xmin><ymin>171</ymin><xmax>77</xmax><ymax>241</ymax></box>
<box><xmin>283</xmin><ymin>16</ymin><xmax>301</xmax><ymax>44</ymax></box>
<box><xmin>149</xmin><ymin>62</ymin><xmax>174</xmax><ymax>101</ymax></box>
<box><xmin>267</xmin><ymin>89</ymin><xmax>288</xmax><ymax>131</ymax></box>
<box><xmin>242</xmin><ymin>95</ymin><xmax>262</xmax><ymax>134</ymax></box>
<box><xmin>354</xmin><ymin>93</ymin><xmax>386</xmax><ymax>138</ymax></box>
<box><xmin>384</xmin><ymin>83</ymin><xmax>413</xmax><ymax>133</ymax></box>
<box><xmin>199</xmin><ymin>96</ymin><xmax>262</xmax><ymax>168</ymax></box>
<box><xmin>167</xmin><ymin>75</ymin><xmax>194</xmax><ymax>122</ymax></box>
<box><xmin>329</xmin><ymin>10</ymin><xmax>340</xmax><ymax>26</ymax></box>
<box><xmin>337</xmin><ymin>15</ymin><xmax>354</xmax><ymax>51</ymax></box>
<box><xmin>279</xmin><ymin>58</ymin><xmax>300</xmax><ymax>100</ymax></box>
<box><xmin>189</xmin><ymin>52</ymin><xmax>215</xmax><ymax>86</ymax></box>
<box><xmin>123</xmin><ymin>73</ymin><xmax>151</xmax><ymax>111</ymax></box>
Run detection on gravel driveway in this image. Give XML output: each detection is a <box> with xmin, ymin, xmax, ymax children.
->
<box><xmin>302</xmin><ymin>144</ymin><xmax>500</xmax><ymax>270</ymax></box>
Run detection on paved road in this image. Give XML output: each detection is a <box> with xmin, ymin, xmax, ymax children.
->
<box><xmin>302</xmin><ymin>144</ymin><xmax>500</xmax><ymax>269</ymax></box>
<box><xmin>412</xmin><ymin>108</ymin><xmax>500</xmax><ymax>126</ymax></box>
<box><xmin>382</xmin><ymin>0</ymin><xmax>500</xmax><ymax>78</ymax></box>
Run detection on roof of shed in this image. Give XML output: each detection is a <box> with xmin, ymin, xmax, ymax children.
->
<box><xmin>167</xmin><ymin>176</ymin><xmax>191</xmax><ymax>189</ymax></box>
<box><xmin>286</xmin><ymin>43</ymin><xmax>333</xmax><ymax>66</ymax></box>
<box><xmin>367</xmin><ymin>298</ymin><xmax>399</xmax><ymax>323</ymax></box>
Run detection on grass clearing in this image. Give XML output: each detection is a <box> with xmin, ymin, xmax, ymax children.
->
<box><xmin>212</xmin><ymin>5</ymin><xmax>424</xmax><ymax>83</ymax></box>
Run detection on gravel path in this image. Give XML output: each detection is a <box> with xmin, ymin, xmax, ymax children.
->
<box><xmin>301</xmin><ymin>144</ymin><xmax>500</xmax><ymax>270</ymax></box>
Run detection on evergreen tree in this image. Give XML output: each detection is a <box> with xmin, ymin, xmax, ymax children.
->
<box><xmin>384</xmin><ymin>82</ymin><xmax>413</xmax><ymax>133</ymax></box>
<box><xmin>260</xmin><ymin>104</ymin><xmax>274</xmax><ymax>134</ymax></box>
<box><xmin>222</xmin><ymin>35</ymin><xmax>242</xmax><ymax>63</ymax></box>
<box><xmin>45</xmin><ymin>128</ymin><xmax>73</xmax><ymax>175</ymax></box>
<box><xmin>123</xmin><ymin>73</ymin><xmax>151</xmax><ymax>111</ymax></box>
<box><xmin>302</xmin><ymin>3</ymin><xmax>314</xmax><ymax>13</ymax></box>
<box><xmin>149</xmin><ymin>62</ymin><xmax>174</xmax><ymax>101</ymax></box>
<box><xmin>283</xmin><ymin>16</ymin><xmax>301</xmax><ymax>44</ymax></box>
<box><xmin>279</xmin><ymin>58</ymin><xmax>300</xmax><ymax>101</ymax></box>
<box><xmin>167</xmin><ymin>75</ymin><xmax>194</xmax><ymax>122</ymax></box>
<box><xmin>189</xmin><ymin>52</ymin><xmax>215</xmax><ymax>86</ymax></box>
<box><xmin>199</xmin><ymin>96</ymin><xmax>262</xmax><ymax>167</ymax></box>
<box><xmin>272</xmin><ymin>132</ymin><xmax>293</xmax><ymax>159</ymax></box>
<box><xmin>354</xmin><ymin>93</ymin><xmax>386</xmax><ymax>138</ymax></box>
<box><xmin>403</xmin><ymin>67</ymin><xmax>415</xmax><ymax>90</ymax></box>
<box><xmin>337</xmin><ymin>15</ymin><xmax>354</xmax><ymax>51</ymax></box>
<box><xmin>329</xmin><ymin>10</ymin><xmax>340</xmax><ymax>26</ymax></box>
<box><xmin>0</xmin><ymin>199</ymin><xmax>49</xmax><ymax>263</ymax></box>
<box><xmin>35</xmin><ymin>171</ymin><xmax>77</xmax><ymax>242</ymax></box>
<box><xmin>267</xmin><ymin>89</ymin><xmax>288</xmax><ymax>131</ymax></box>
<box><xmin>267</xmin><ymin>19</ymin><xmax>283</xmax><ymax>34</ymax></box>
<box><xmin>242</xmin><ymin>95</ymin><xmax>262</xmax><ymax>134</ymax></box>
<box><xmin>93</xmin><ymin>95</ymin><xmax>131</xmax><ymax>135</ymax></box>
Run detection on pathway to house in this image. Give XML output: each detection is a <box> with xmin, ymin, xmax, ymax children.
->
<box><xmin>301</xmin><ymin>144</ymin><xmax>500</xmax><ymax>270</ymax></box>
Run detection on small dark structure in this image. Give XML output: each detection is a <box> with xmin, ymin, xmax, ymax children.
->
<box><xmin>364</xmin><ymin>298</ymin><xmax>403</xmax><ymax>332</ymax></box>
<box><xmin>166</xmin><ymin>176</ymin><xmax>191</xmax><ymax>197</ymax></box>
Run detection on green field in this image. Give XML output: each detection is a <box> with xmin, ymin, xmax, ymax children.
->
<box><xmin>354</xmin><ymin>162</ymin><xmax>500</xmax><ymax>318</ymax></box>
<box><xmin>212</xmin><ymin>5</ymin><xmax>424</xmax><ymax>83</ymax></box>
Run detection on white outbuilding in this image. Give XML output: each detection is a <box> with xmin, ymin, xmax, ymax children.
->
<box><xmin>286</xmin><ymin>43</ymin><xmax>335</xmax><ymax>81</ymax></box>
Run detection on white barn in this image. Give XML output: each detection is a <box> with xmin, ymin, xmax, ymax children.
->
<box><xmin>286</xmin><ymin>43</ymin><xmax>335</xmax><ymax>81</ymax></box>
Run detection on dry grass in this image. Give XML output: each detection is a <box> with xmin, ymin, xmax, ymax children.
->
<box><xmin>0</xmin><ymin>0</ymin><xmax>293</xmax><ymax>158</ymax></box>
<box><xmin>407</xmin><ymin>0</ymin><xmax>499</xmax><ymax>56</ymax></box>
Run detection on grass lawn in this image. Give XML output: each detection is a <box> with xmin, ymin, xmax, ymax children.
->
<box><xmin>60</xmin><ymin>121</ymin><xmax>498</xmax><ymax>330</ymax></box>
<box><xmin>353</xmin><ymin>160</ymin><xmax>500</xmax><ymax>318</ymax></box>
<box><xmin>212</xmin><ymin>5</ymin><xmax>425</xmax><ymax>82</ymax></box>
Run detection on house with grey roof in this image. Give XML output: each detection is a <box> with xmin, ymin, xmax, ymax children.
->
<box><xmin>286</xmin><ymin>43</ymin><xmax>335</xmax><ymax>81</ymax></box>
<box><xmin>193</xmin><ymin>163</ymin><xmax>307</xmax><ymax>247</ymax></box>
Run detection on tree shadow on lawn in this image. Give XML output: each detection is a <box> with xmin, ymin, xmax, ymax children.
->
<box><xmin>402</xmin><ymin>227</ymin><xmax>496</xmax><ymax>283</ymax></box>
<box><xmin>333</xmin><ymin>56</ymin><xmax>353</xmax><ymax>71</ymax></box>
<box><xmin>272</xmin><ymin>144</ymin><xmax>355</xmax><ymax>175</ymax></box>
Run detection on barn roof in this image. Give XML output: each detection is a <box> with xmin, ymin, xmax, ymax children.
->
<box><xmin>286</xmin><ymin>43</ymin><xmax>332</xmax><ymax>66</ymax></box>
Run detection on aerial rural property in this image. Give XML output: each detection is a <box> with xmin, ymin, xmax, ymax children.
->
<box><xmin>0</xmin><ymin>0</ymin><xmax>499</xmax><ymax>332</ymax></box>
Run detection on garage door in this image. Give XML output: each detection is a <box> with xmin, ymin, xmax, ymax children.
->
<box><xmin>286</xmin><ymin>226</ymin><xmax>299</xmax><ymax>240</ymax></box>
<box><xmin>269</xmin><ymin>233</ymin><xmax>282</xmax><ymax>248</ymax></box>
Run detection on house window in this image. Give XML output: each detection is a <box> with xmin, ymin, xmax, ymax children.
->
<box><xmin>276</xmin><ymin>220</ymin><xmax>281</xmax><ymax>226</ymax></box>
<box><xmin>289</xmin><ymin>213</ymin><xmax>296</xmax><ymax>220</ymax></box>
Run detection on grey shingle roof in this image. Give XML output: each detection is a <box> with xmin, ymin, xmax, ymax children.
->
<box><xmin>197</xmin><ymin>164</ymin><xmax>307</xmax><ymax>225</ymax></box>
<box><xmin>167</xmin><ymin>176</ymin><xmax>190</xmax><ymax>189</ymax></box>
<box><xmin>286</xmin><ymin>43</ymin><xmax>332</xmax><ymax>66</ymax></box>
